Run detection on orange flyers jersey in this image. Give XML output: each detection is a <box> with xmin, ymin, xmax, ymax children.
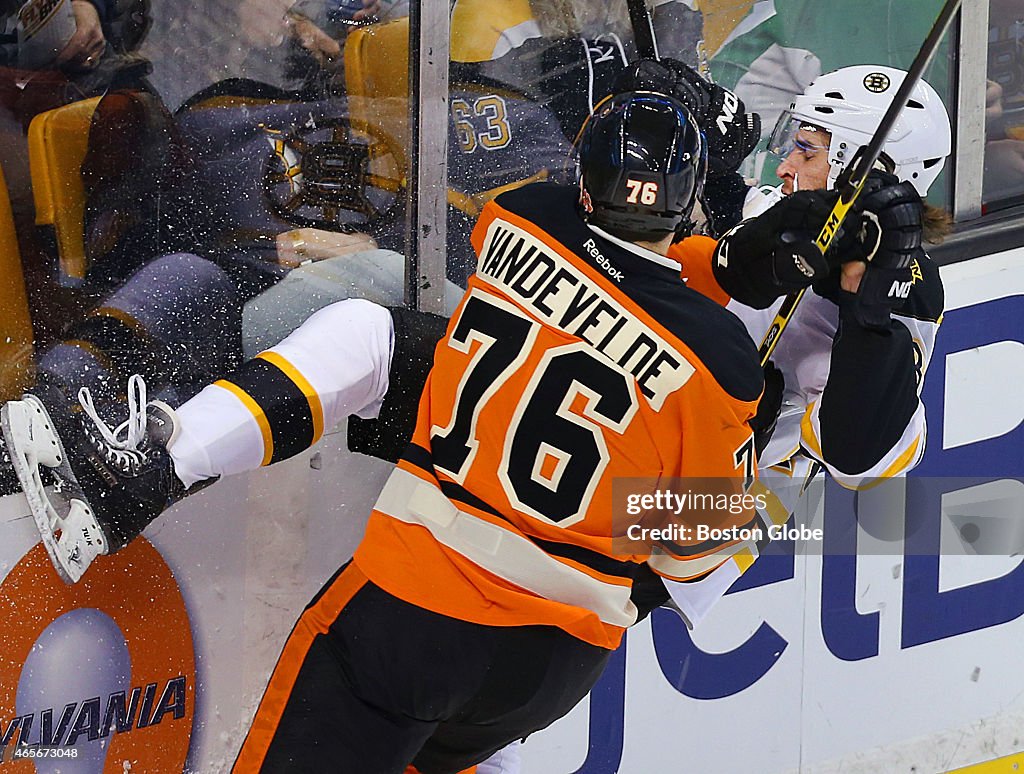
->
<box><xmin>671</xmin><ymin>235</ymin><xmax>731</xmax><ymax>307</ymax></box>
<box><xmin>355</xmin><ymin>183</ymin><xmax>763</xmax><ymax>650</ymax></box>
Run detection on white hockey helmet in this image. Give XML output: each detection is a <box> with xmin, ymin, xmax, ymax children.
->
<box><xmin>768</xmin><ymin>65</ymin><xmax>952</xmax><ymax>196</ymax></box>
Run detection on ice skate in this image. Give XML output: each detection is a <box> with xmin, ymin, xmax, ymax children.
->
<box><xmin>1</xmin><ymin>375</ymin><xmax>185</xmax><ymax>583</ymax></box>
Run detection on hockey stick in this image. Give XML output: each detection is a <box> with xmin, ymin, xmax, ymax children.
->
<box><xmin>567</xmin><ymin>0</ymin><xmax>657</xmax><ymax>147</ymax></box>
<box><xmin>757</xmin><ymin>0</ymin><xmax>961</xmax><ymax>366</ymax></box>
<box><xmin>626</xmin><ymin>0</ymin><xmax>659</xmax><ymax>60</ymax></box>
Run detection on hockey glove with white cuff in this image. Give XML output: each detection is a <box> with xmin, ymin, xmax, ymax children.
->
<box><xmin>712</xmin><ymin>190</ymin><xmax>842</xmax><ymax>308</ymax></box>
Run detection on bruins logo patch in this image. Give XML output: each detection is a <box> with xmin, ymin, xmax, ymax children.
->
<box><xmin>863</xmin><ymin>72</ymin><xmax>891</xmax><ymax>93</ymax></box>
<box><xmin>261</xmin><ymin>117</ymin><xmax>404</xmax><ymax>230</ymax></box>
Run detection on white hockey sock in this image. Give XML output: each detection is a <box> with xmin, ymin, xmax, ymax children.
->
<box><xmin>169</xmin><ymin>299</ymin><xmax>395</xmax><ymax>488</ymax></box>
<box><xmin>477</xmin><ymin>739</ymin><xmax>522</xmax><ymax>774</ymax></box>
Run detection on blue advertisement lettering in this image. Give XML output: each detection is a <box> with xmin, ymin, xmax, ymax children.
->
<box><xmin>918</xmin><ymin>295</ymin><xmax>1024</xmax><ymax>478</ymax></box>
<box><xmin>902</xmin><ymin>294</ymin><xmax>1024</xmax><ymax>647</ymax></box>
<box><xmin>577</xmin><ymin>634</ymin><xmax>627</xmax><ymax>774</ymax></box>
<box><xmin>820</xmin><ymin>483</ymin><xmax>881</xmax><ymax>661</ymax></box>
<box><xmin>649</xmin><ymin>542</ymin><xmax>793</xmax><ymax>700</ymax></box>
<box><xmin>901</xmin><ymin>476</ymin><xmax>1024</xmax><ymax>648</ymax></box>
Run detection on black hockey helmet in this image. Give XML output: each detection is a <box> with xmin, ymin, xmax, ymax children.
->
<box><xmin>577</xmin><ymin>91</ymin><xmax>706</xmax><ymax>242</ymax></box>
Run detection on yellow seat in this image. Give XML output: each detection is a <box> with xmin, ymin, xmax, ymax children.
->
<box><xmin>345</xmin><ymin>17</ymin><xmax>411</xmax><ymax>104</ymax></box>
<box><xmin>27</xmin><ymin>96</ymin><xmax>103</xmax><ymax>282</ymax></box>
<box><xmin>450</xmin><ymin>0</ymin><xmax>535</xmax><ymax>63</ymax></box>
<box><xmin>343</xmin><ymin>0</ymin><xmax>535</xmax><ymax>126</ymax></box>
<box><xmin>344</xmin><ymin>0</ymin><xmax>537</xmax><ymax>94</ymax></box>
<box><xmin>0</xmin><ymin>165</ymin><xmax>35</xmax><ymax>399</ymax></box>
<box><xmin>343</xmin><ymin>7</ymin><xmax>542</xmax><ymax>219</ymax></box>
<box><xmin>344</xmin><ymin>16</ymin><xmax>412</xmax><ymax>174</ymax></box>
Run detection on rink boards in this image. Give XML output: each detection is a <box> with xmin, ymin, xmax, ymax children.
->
<box><xmin>1</xmin><ymin>247</ymin><xmax>1023</xmax><ymax>773</ymax></box>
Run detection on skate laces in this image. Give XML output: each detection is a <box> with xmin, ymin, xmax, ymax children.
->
<box><xmin>78</xmin><ymin>374</ymin><xmax>151</xmax><ymax>474</ymax></box>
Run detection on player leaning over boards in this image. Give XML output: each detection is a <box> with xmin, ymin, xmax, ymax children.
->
<box><xmin>5</xmin><ymin>91</ymin><xmax>782</xmax><ymax>772</ymax></box>
<box><xmin>601</xmin><ymin>60</ymin><xmax>949</xmax><ymax>626</ymax></box>
<box><xmin>742</xmin><ymin>64</ymin><xmax>948</xmax><ymax>491</ymax></box>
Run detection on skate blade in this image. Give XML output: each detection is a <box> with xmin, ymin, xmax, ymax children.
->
<box><xmin>1</xmin><ymin>398</ymin><xmax>107</xmax><ymax>584</ymax></box>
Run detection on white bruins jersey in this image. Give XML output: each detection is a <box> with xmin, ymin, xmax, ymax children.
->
<box><xmin>663</xmin><ymin>185</ymin><xmax>943</xmax><ymax>628</ymax></box>
<box><xmin>738</xmin><ymin>185</ymin><xmax>940</xmax><ymax>483</ymax></box>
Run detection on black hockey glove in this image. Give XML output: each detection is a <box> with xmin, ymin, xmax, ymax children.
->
<box><xmin>631</xmin><ymin>563</ymin><xmax>671</xmax><ymax>622</ymax></box>
<box><xmin>612</xmin><ymin>58</ymin><xmax>761</xmax><ymax>179</ymax></box>
<box><xmin>830</xmin><ymin>171</ymin><xmax>924</xmax><ymax>331</ymax></box>
<box><xmin>613</xmin><ymin>59</ymin><xmax>709</xmax><ymax>118</ymax></box>
<box><xmin>699</xmin><ymin>169</ymin><xmax>748</xmax><ymax>238</ymax></box>
<box><xmin>712</xmin><ymin>190</ymin><xmax>842</xmax><ymax>308</ymax></box>
<box><xmin>751</xmin><ymin>361</ymin><xmax>784</xmax><ymax>460</ymax></box>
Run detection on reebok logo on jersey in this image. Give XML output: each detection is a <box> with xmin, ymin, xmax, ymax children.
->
<box><xmin>583</xmin><ymin>239</ymin><xmax>625</xmax><ymax>283</ymax></box>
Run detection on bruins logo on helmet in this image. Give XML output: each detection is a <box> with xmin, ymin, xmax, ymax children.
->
<box><xmin>863</xmin><ymin>72</ymin><xmax>891</xmax><ymax>93</ymax></box>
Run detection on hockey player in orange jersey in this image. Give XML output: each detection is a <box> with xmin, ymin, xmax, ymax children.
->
<box><xmin>3</xmin><ymin>91</ymin><xmax>796</xmax><ymax>772</ymax></box>
<box><xmin>1</xmin><ymin>41</ymin><xmax>946</xmax><ymax>766</ymax></box>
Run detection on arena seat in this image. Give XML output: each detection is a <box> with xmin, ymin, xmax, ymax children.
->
<box><xmin>343</xmin><ymin>16</ymin><xmax>412</xmax><ymax>176</ymax></box>
<box><xmin>344</xmin><ymin>16</ymin><xmax>411</xmax><ymax>102</ymax></box>
<box><xmin>450</xmin><ymin>0</ymin><xmax>536</xmax><ymax>62</ymax></box>
<box><xmin>0</xmin><ymin>165</ymin><xmax>36</xmax><ymax>399</ymax></box>
<box><xmin>343</xmin><ymin>7</ymin><xmax>540</xmax><ymax>219</ymax></box>
<box><xmin>342</xmin><ymin>0</ymin><xmax>536</xmax><ymax>132</ymax></box>
<box><xmin>27</xmin><ymin>96</ymin><xmax>103</xmax><ymax>283</ymax></box>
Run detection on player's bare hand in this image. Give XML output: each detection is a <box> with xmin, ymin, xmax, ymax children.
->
<box><xmin>276</xmin><ymin>228</ymin><xmax>378</xmax><ymax>268</ymax></box>
<box><xmin>56</xmin><ymin>0</ymin><xmax>106</xmax><ymax>70</ymax></box>
<box><xmin>353</xmin><ymin>0</ymin><xmax>382</xmax><ymax>22</ymax></box>
<box><xmin>286</xmin><ymin>13</ymin><xmax>342</xmax><ymax>67</ymax></box>
<box><xmin>840</xmin><ymin>260</ymin><xmax>865</xmax><ymax>293</ymax></box>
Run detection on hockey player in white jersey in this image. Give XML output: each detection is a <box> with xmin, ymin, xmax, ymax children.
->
<box><xmin>628</xmin><ymin>62</ymin><xmax>948</xmax><ymax>626</ymax></box>
<box><xmin>720</xmin><ymin>64</ymin><xmax>948</xmax><ymax>507</ymax></box>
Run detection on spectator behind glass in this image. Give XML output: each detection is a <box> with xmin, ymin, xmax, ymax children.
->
<box><xmin>0</xmin><ymin>0</ymin><xmax>105</xmax><ymax>72</ymax></box>
<box><xmin>0</xmin><ymin>0</ymin><xmax>149</xmax><ymax>94</ymax></box>
<box><xmin>984</xmin><ymin>0</ymin><xmax>1024</xmax><ymax>203</ymax></box>
<box><xmin>985</xmin><ymin>80</ymin><xmax>1024</xmax><ymax>201</ymax></box>
<box><xmin>140</xmin><ymin>0</ymin><xmax>392</xmax><ymax>110</ymax></box>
